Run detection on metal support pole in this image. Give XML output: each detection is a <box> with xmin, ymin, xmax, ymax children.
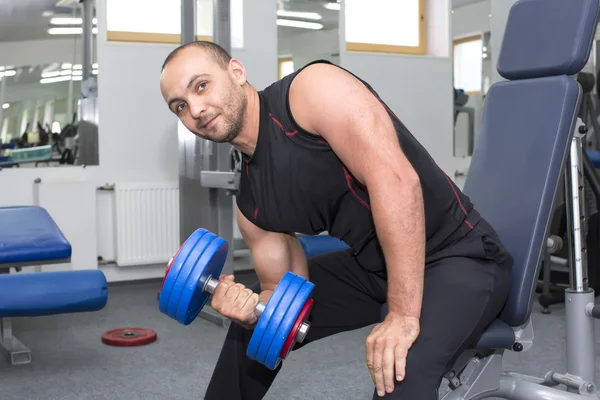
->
<box><xmin>563</xmin><ymin>119</ymin><xmax>596</xmax><ymax>388</ymax></box>
<box><xmin>0</xmin><ymin>76</ymin><xmax>6</xmax><ymax>142</ymax></box>
<box><xmin>81</xmin><ymin>0</ymin><xmax>94</xmax><ymax>84</ymax></box>
<box><xmin>181</xmin><ymin>0</ymin><xmax>196</xmax><ymax>45</ymax></box>
<box><xmin>565</xmin><ymin>125</ymin><xmax>588</xmax><ymax>293</ymax></box>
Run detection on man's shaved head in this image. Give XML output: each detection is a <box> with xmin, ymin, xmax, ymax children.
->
<box><xmin>162</xmin><ymin>40</ymin><xmax>232</xmax><ymax>71</ymax></box>
<box><xmin>159</xmin><ymin>40</ymin><xmax>249</xmax><ymax>144</ymax></box>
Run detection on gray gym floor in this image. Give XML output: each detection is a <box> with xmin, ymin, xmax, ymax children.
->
<box><xmin>1</xmin><ymin>263</ymin><xmax>600</xmax><ymax>400</ymax></box>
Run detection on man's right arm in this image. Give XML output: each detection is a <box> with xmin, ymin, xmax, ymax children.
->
<box><xmin>235</xmin><ymin>205</ymin><xmax>308</xmax><ymax>300</ymax></box>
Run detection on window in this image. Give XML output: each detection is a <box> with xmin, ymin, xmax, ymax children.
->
<box><xmin>453</xmin><ymin>35</ymin><xmax>483</xmax><ymax>95</ymax></box>
<box><xmin>278</xmin><ymin>57</ymin><xmax>294</xmax><ymax>80</ymax></box>
<box><xmin>106</xmin><ymin>0</ymin><xmax>243</xmax><ymax>47</ymax></box>
<box><xmin>345</xmin><ymin>0</ymin><xmax>426</xmax><ymax>55</ymax></box>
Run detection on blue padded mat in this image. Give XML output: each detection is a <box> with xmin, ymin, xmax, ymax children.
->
<box><xmin>0</xmin><ymin>206</ymin><xmax>71</xmax><ymax>263</ymax></box>
<box><xmin>0</xmin><ymin>269</ymin><xmax>108</xmax><ymax>318</ymax></box>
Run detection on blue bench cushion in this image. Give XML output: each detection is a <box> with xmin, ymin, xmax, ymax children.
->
<box><xmin>0</xmin><ymin>206</ymin><xmax>71</xmax><ymax>263</ymax></box>
<box><xmin>0</xmin><ymin>270</ymin><xmax>108</xmax><ymax>318</ymax></box>
<box><xmin>588</xmin><ymin>150</ymin><xmax>600</xmax><ymax>168</ymax></box>
<box><xmin>298</xmin><ymin>235</ymin><xmax>350</xmax><ymax>258</ymax></box>
<box><xmin>498</xmin><ymin>0</ymin><xmax>599</xmax><ymax>80</ymax></box>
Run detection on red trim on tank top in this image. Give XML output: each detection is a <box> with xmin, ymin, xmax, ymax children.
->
<box><xmin>343</xmin><ymin>165</ymin><xmax>370</xmax><ymax>210</ymax></box>
<box><xmin>444</xmin><ymin>174</ymin><xmax>473</xmax><ymax>229</ymax></box>
<box><xmin>269</xmin><ymin>113</ymin><xmax>298</xmax><ymax>137</ymax></box>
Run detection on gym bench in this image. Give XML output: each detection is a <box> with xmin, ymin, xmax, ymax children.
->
<box><xmin>0</xmin><ymin>206</ymin><xmax>108</xmax><ymax>365</ymax></box>
<box><xmin>300</xmin><ymin>0</ymin><xmax>600</xmax><ymax>398</ymax></box>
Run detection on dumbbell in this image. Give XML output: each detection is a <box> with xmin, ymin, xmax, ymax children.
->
<box><xmin>158</xmin><ymin>228</ymin><xmax>315</xmax><ymax>370</ymax></box>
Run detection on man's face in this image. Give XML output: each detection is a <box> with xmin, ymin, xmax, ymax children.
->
<box><xmin>160</xmin><ymin>48</ymin><xmax>247</xmax><ymax>143</ymax></box>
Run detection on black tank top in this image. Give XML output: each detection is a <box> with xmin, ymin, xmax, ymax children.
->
<box><xmin>236</xmin><ymin>60</ymin><xmax>481</xmax><ymax>273</ymax></box>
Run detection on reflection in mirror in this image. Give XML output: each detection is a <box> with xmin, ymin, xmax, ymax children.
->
<box><xmin>452</xmin><ymin>31</ymin><xmax>491</xmax><ymax>158</ymax></box>
<box><xmin>0</xmin><ymin>1</ymin><xmax>98</xmax><ymax>169</ymax></box>
<box><xmin>0</xmin><ymin>62</ymin><xmax>98</xmax><ymax>168</ymax></box>
<box><xmin>277</xmin><ymin>0</ymin><xmax>340</xmax><ymax>79</ymax></box>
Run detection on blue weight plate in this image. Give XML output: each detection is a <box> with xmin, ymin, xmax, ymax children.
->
<box><xmin>265</xmin><ymin>280</ymin><xmax>315</xmax><ymax>370</ymax></box>
<box><xmin>255</xmin><ymin>274</ymin><xmax>305</xmax><ymax>367</ymax></box>
<box><xmin>246</xmin><ymin>272</ymin><xmax>295</xmax><ymax>361</ymax></box>
<box><xmin>159</xmin><ymin>229</ymin><xmax>208</xmax><ymax>315</ymax></box>
<box><xmin>166</xmin><ymin>232</ymin><xmax>218</xmax><ymax>320</ymax></box>
<box><xmin>176</xmin><ymin>236</ymin><xmax>228</xmax><ymax>325</ymax></box>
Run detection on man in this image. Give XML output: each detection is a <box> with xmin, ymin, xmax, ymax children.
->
<box><xmin>159</xmin><ymin>41</ymin><xmax>512</xmax><ymax>399</ymax></box>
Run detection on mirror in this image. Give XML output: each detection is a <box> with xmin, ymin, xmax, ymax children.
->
<box><xmin>277</xmin><ymin>0</ymin><xmax>341</xmax><ymax>79</ymax></box>
<box><xmin>0</xmin><ymin>2</ymin><xmax>98</xmax><ymax>169</ymax></box>
<box><xmin>452</xmin><ymin>31</ymin><xmax>492</xmax><ymax>158</ymax></box>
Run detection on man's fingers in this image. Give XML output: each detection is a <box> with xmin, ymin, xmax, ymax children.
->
<box><xmin>365</xmin><ymin>336</ymin><xmax>375</xmax><ymax>383</ymax></box>
<box><xmin>373</xmin><ymin>338</ymin><xmax>385</xmax><ymax>397</ymax></box>
<box><xmin>395</xmin><ymin>343</ymin><xmax>407</xmax><ymax>382</ymax></box>
<box><xmin>224</xmin><ymin>283</ymin><xmax>245</xmax><ymax>302</ymax></box>
<box><xmin>382</xmin><ymin>340</ymin><xmax>396</xmax><ymax>394</ymax></box>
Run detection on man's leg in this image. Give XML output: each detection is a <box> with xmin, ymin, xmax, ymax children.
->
<box><xmin>204</xmin><ymin>249</ymin><xmax>385</xmax><ymax>400</ymax></box>
<box><xmin>375</xmin><ymin>234</ymin><xmax>512</xmax><ymax>399</ymax></box>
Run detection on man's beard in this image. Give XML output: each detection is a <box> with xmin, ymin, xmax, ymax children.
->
<box><xmin>196</xmin><ymin>88</ymin><xmax>248</xmax><ymax>143</ymax></box>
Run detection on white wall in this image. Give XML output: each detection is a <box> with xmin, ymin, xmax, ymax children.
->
<box><xmin>278</xmin><ymin>28</ymin><xmax>340</xmax><ymax>69</ymax></box>
<box><xmin>340</xmin><ymin>0</ymin><xmax>455</xmax><ymax>174</ymax></box>
<box><xmin>0</xmin><ymin>38</ymin><xmax>89</xmax><ymax>68</ymax></box>
<box><xmin>0</xmin><ymin>0</ymin><xmax>277</xmax><ymax>283</ymax></box>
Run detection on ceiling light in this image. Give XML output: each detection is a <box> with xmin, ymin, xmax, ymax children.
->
<box><xmin>276</xmin><ymin>10</ymin><xmax>322</xmax><ymax>20</ymax></box>
<box><xmin>42</xmin><ymin>11</ymin><xmax>54</xmax><ymax>17</ymax></box>
<box><xmin>49</xmin><ymin>17</ymin><xmax>98</xmax><ymax>25</ymax></box>
<box><xmin>2</xmin><ymin>103</ymin><xmax>9</xmax><ymax>110</ymax></box>
<box><xmin>1</xmin><ymin>70</ymin><xmax>16</xmax><ymax>77</ymax></box>
<box><xmin>49</xmin><ymin>27</ymin><xmax>82</xmax><ymax>34</ymax></box>
<box><xmin>48</xmin><ymin>27</ymin><xmax>98</xmax><ymax>35</ymax></box>
<box><xmin>277</xmin><ymin>19</ymin><xmax>323</xmax><ymax>30</ymax></box>
<box><xmin>41</xmin><ymin>71</ymin><xmax>61</xmax><ymax>78</ymax></box>
<box><xmin>40</xmin><ymin>76</ymin><xmax>72</xmax><ymax>84</ymax></box>
<box><xmin>323</xmin><ymin>2</ymin><xmax>341</xmax><ymax>10</ymax></box>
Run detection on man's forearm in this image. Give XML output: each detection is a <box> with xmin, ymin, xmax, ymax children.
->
<box><xmin>369</xmin><ymin>174</ymin><xmax>425</xmax><ymax>319</ymax></box>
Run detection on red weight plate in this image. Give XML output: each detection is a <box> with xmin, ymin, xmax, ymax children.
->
<box><xmin>101</xmin><ymin>328</ymin><xmax>158</xmax><ymax>347</ymax></box>
<box><xmin>280</xmin><ymin>298</ymin><xmax>314</xmax><ymax>359</ymax></box>
<box><xmin>161</xmin><ymin>245</ymin><xmax>184</xmax><ymax>289</ymax></box>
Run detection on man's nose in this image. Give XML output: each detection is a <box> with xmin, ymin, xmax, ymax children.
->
<box><xmin>189</xmin><ymin>101</ymin><xmax>206</xmax><ymax>119</ymax></box>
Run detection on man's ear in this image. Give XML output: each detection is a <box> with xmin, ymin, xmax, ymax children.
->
<box><xmin>229</xmin><ymin>58</ymin><xmax>247</xmax><ymax>85</ymax></box>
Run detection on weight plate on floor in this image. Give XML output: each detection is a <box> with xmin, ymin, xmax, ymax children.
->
<box><xmin>166</xmin><ymin>231</ymin><xmax>219</xmax><ymax>320</ymax></box>
<box><xmin>101</xmin><ymin>328</ymin><xmax>158</xmax><ymax>347</ymax></box>
<box><xmin>246</xmin><ymin>272</ymin><xmax>295</xmax><ymax>361</ymax></box>
<box><xmin>256</xmin><ymin>274</ymin><xmax>305</xmax><ymax>368</ymax></box>
<box><xmin>280</xmin><ymin>297</ymin><xmax>314</xmax><ymax>360</ymax></box>
<box><xmin>158</xmin><ymin>228</ymin><xmax>208</xmax><ymax>315</ymax></box>
<box><xmin>175</xmin><ymin>236</ymin><xmax>228</xmax><ymax>325</ymax></box>
<box><xmin>266</xmin><ymin>280</ymin><xmax>314</xmax><ymax>369</ymax></box>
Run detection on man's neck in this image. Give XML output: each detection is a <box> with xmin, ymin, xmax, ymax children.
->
<box><xmin>230</xmin><ymin>85</ymin><xmax>260</xmax><ymax>158</ymax></box>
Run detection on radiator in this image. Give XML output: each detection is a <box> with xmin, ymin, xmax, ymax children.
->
<box><xmin>114</xmin><ymin>182</ymin><xmax>180</xmax><ymax>267</ymax></box>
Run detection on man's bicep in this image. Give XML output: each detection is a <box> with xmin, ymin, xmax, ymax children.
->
<box><xmin>235</xmin><ymin>205</ymin><xmax>306</xmax><ymax>289</ymax></box>
<box><xmin>235</xmin><ymin>204</ymin><xmax>267</xmax><ymax>248</ymax></box>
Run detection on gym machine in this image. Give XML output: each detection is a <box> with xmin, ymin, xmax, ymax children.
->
<box><xmin>453</xmin><ymin>88</ymin><xmax>475</xmax><ymax>156</ymax></box>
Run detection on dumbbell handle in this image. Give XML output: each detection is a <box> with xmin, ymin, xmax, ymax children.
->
<box><xmin>203</xmin><ymin>276</ymin><xmax>310</xmax><ymax>343</ymax></box>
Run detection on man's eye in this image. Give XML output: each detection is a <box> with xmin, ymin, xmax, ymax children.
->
<box><xmin>176</xmin><ymin>103</ymin><xmax>185</xmax><ymax>113</ymax></box>
<box><xmin>198</xmin><ymin>82</ymin><xmax>207</xmax><ymax>92</ymax></box>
